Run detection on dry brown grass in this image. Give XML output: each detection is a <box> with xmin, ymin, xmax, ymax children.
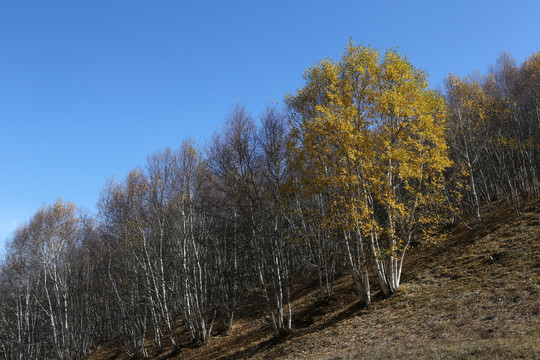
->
<box><xmin>88</xmin><ymin>197</ymin><xmax>540</xmax><ymax>360</ymax></box>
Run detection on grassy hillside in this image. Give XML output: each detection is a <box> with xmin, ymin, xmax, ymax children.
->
<box><xmin>89</xmin><ymin>198</ymin><xmax>540</xmax><ymax>360</ymax></box>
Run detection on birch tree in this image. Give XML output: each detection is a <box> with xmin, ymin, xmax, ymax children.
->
<box><xmin>287</xmin><ymin>42</ymin><xmax>452</xmax><ymax>302</ymax></box>
<box><xmin>207</xmin><ymin>104</ymin><xmax>295</xmax><ymax>336</ymax></box>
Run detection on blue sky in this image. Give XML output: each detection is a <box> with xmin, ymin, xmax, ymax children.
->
<box><xmin>1</xmin><ymin>0</ymin><xmax>539</xmax><ymax>255</ymax></box>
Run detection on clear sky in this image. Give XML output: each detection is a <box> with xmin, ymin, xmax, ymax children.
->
<box><xmin>1</xmin><ymin>0</ymin><xmax>539</xmax><ymax>255</ymax></box>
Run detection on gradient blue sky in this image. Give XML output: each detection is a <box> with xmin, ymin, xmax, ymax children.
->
<box><xmin>1</xmin><ymin>0</ymin><xmax>539</xmax><ymax>255</ymax></box>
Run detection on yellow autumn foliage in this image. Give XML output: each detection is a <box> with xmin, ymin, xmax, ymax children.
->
<box><xmin>287</xmin><ymin>40</ymin><xmax>453</xmax><ymax>254</ymax></box>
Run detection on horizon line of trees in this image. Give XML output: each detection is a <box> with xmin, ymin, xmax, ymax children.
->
<box><xmin>1</xmin><ymin>43</ymin><xmax>539</xmax><ymax>359</ymax></box>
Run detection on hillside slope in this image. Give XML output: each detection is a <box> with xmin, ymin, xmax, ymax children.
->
<box><xmin>89</xmin><ymin>198</ymin><xmax>540</xmax><ymax>360</ymax></box>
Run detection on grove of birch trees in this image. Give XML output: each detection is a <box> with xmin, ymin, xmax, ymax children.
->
<box><xmin>0</xmin><ymin>44</ymin><xmax>539</xmax><ymax>359</ymax></box>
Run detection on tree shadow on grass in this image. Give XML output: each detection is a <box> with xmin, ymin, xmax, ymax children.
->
<box><xmin>214</xmin><ymin>297</ymin><xmax>370</xmax><ymax>360</ymax></box>
<box><xmin>214</xmin><ymin>331</ymin><xmax>292</xmax><ymax>360</ymax></box>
